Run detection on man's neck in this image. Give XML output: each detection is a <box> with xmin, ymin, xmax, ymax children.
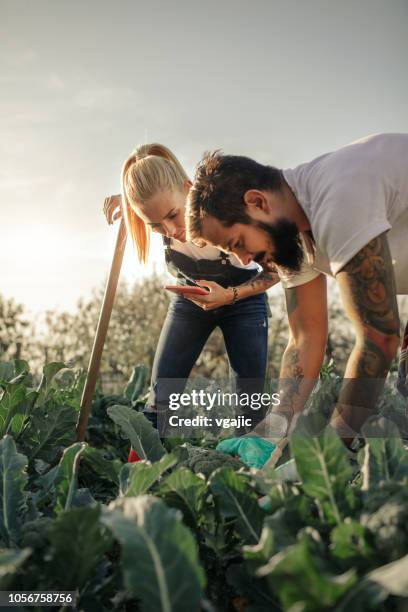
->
<box><xmin>282</xmin><ymin>179</ymin><xmax>311</xmax><ymax>232</ymax></box>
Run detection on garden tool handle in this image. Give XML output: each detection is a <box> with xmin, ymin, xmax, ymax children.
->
<box><xmin>76</xmin><ymin>219</ymin><xmax>127</xmax><ymax>441</ymax></box>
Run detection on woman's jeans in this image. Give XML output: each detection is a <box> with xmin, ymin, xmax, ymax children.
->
<box><xmin>143</xmin><ymin>292</ymin><xmax>269</xmax><ymax>435</ymax></box>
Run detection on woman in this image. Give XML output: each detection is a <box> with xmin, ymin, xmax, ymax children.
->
<box><xmin>104</xmin><ymin>143</ymin><xmax>279</xmax><ymax>436</ymax></box>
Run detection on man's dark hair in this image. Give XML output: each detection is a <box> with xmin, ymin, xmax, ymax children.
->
<box><xmin>186</xmin><ymin>150</ymin><xmax>283</xmax><ymax>244</ymax></box>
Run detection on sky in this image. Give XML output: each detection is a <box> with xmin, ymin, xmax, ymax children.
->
<box><xmin>1</xmin><ymin>0</ymin><xmax>408</xmax><ymax>315</ymax></box>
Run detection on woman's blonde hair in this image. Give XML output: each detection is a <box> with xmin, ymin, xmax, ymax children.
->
<box><xmin>121</xmin><ymin>143</ymin><xmax>189</xmax><ymax>263</ymax></box>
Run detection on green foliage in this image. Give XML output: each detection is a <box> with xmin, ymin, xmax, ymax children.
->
<box><xmin>361</xmin><ymin>489</ymin><xmax>408</xmax><ymax>563</ymax></box>
<box><xmin>107</xmin><ymin>404</ymin><xmax>166</xmax><ymax>461</ymax></box>
<box><xmin>101</xmin><ymin>495</ymin><xmax>206</xmax><ymax>612</ymax></box>
<box><xmin>46</xmin><ymin>505</ymin><xmax>112</xmax><ymax>591</ymax></box>
<box><xmin>361</xmin><ymin>418</ymin><xmax>408</xmax><ymax>489</ymax></box>
<box><xmin>0</xmin><ymin>357</ymin><xmax>407</xmax><ymax>611</ymax></box>
<box><xmin>290</xmin><ymin>424</ymin><xmax>355</xmax><ymax>525</ymax></box>
<box><xmin>0</xmin><ymin>435</ymin><xmax>28</xmax><ymax>546</ymax></box>
<box><xmin>210</xmin><ymin>468</ymin><xmax>264</xmax><ymax>544</ymax></box>
<box><xmin>120</xmin><ymin>453</ymin><xmax>177</xmax><ymax>496</ymax></box>
<box><xmin>258</xmin><ymin>530</ymin><xmax>357</xmax><ymax>611</ymax></box>
<box><xmin>179</xmin><ymin>443</ymin><xmax>246</xmax><ymax>479</ymax></box>
<box><xmin>0</xmin><ymin>548</ymin><xmax>32</xmax><ymax>589</ymax></box>
<box><xmin>157</xmin><ymin>467</ymin><xmax>207</xmax><ymax>529</ymax></box>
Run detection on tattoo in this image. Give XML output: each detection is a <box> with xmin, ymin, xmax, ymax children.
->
<box><xmin>335</xmin><ymin>233</ymin><xmax>400</xmax><ymax>425</ymax></box>
<box><xmin>240</xmin><ymin>270</ymin><xmax>279</xmax><ymax>293</ymax></box>
<box><xmin>341</xmin><ymin>233</ymin><xmax>400</xmax><ymax>337</ymax></box>
<box><xmin>279</xmin><ymin>346</ymin><xmax>305</xmax><ymax>412</ymax></box>
<box><xmin>285</xmin><ymin>287</ymin><xmax>298</xmax><ymax>316</ymax></box>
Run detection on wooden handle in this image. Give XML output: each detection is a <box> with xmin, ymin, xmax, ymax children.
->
<box><xmin>76</xmin><ymin>220</ymin><xmax>127</xmax><ymax>441</ymax></box>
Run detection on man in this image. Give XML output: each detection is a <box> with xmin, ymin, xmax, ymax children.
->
<box><xmin>186</xmin><ymin>133</ymin><xmax>408</xmax><ymax>463</ymax></box>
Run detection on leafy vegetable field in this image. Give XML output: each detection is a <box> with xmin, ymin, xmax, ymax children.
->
<box><xmin>1</xmin><ymin>359</ymin><xmax>408</xmax><ymax>612</ymax></box>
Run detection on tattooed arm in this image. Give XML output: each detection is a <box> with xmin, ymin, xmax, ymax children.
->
<box><xmin>253</xmin><ymin>274</ymin><xmax>327</xmax><ymax>437</ymax></box>
<box><xmin>231</xmin><ymin>268</ymin><xmax>280</xmax><ymax>299</ymax></box>
<box><xmin>187</xmin><ymin>268</ymin><xmax>280</xmax><ymax>310</ymax></box>
<box><xmin>279</xmin><ymin>274</ymin><xmax>328</xmax><ymax>417</ymax></box>
<box><xmin>330</xmin><ymin>233</ymin><xmax>400</xmax><ymax>442</ymax></box>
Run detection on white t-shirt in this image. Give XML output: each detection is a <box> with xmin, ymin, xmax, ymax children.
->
<box><xmin>279</xmin><ymin>133</ymin><xmax>408</xmax><ymax>295</ymax></box>
<box><xmin>169</xmin><ymin>238</ymin><xmax>260</xmax><ymax>272</ymax></box>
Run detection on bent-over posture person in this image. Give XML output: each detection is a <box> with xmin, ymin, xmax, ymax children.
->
<box><xmin>104</xmin><ymin>143</ymin><xmax>279</xmax><ymax>440</ymax></box>
<box><xmin>186</xmin><ymin>133</ymin><xmax>408</xmax><ymax>463</ymax></box>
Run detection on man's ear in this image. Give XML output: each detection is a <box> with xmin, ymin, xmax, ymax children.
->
<box><xmin>243</xmin><ymin>189</ymin><xmax>269</xmax><ymax>213</ymax></box>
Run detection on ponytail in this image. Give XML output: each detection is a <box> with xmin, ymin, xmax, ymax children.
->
<box><xmin>121</xmin><ymin>143</ymin><xmax>189</xmax><ymax>264</ymax></box>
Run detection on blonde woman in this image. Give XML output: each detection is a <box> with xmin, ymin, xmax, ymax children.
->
<box><xmin>104</xmin><ymin>144</ymin><xmax>279</xmax><ymax>435</ymax></box>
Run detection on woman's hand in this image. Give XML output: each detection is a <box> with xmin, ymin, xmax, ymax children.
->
<box><xmin>185</xmin><ymin>280</ymin><xmax>234</xmax><ymax>310</ymax></box>
<box><xmin>104</xmin><ymin>194</ymin><xmax>122</xmax><ymax>225</ymax></box>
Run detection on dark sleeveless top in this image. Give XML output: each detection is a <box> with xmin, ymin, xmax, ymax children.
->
<box><xmin>162</xmin><ymin>236</ymin><xmax>260</xmax><ymax>289</ymax></box>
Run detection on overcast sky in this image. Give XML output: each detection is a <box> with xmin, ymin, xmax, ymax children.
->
<box><xmin>1</xmin><ymin>0</ymin><xmax>407</xmax><ymax>315</ymax></box>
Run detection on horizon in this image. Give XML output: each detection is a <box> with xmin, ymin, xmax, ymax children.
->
<box><xmin>1</xmin><ymin>0</ymin><xmax>408</xmax><ymax>316</ymax></box>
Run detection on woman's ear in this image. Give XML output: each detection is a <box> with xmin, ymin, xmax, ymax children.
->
<box><xmin>243</xmin><ymin>189</ymin><xmax>269</xmax><ymax>213</ymax></box>
<box><xmin>184</xmin><ymin>180</ymin><xmax>193</xmax><ymax>193</ymax></box>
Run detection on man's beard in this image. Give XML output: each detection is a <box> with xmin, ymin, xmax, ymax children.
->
<box><xmin>254</xmin><ymin>218</ymin><xmax>304</xmax><ymax>272</ymax></box>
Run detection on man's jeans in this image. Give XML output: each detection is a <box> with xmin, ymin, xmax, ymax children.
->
<box><xmin>143</xmin><ymin>292</ymin><xmax>269</xmax><ymax>434</ymax></box>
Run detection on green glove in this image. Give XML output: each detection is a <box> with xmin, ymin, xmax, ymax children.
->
<box><xmin>216</xmin><ymin>436</ymin><xmax>277</xmax><ymax>469</ymax></box>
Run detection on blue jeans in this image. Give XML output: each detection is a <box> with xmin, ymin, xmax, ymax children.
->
<box><xmin>143</xmin><ymin>292</ymin><xmax>269</xmax><ymax>434</ymax></box>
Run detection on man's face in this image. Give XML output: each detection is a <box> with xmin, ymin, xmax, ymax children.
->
<box><xmin>200</xmin><ymin>214</ymin><xmax>304</xmax><ymax>272</ymax></box>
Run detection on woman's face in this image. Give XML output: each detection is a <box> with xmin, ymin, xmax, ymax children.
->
<box><xmin>135</xmin><ymin>181</ymin><xmax>190</xmax><ymax>242</ymax></box>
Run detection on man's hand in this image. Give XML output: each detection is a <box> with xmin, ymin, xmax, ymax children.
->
<box><xmin>331</xmin><ymin>232</ymin><xmax>401</xmax><ymax>441</ymax></box>
<box><xmin>104</xmin><ymin>194</ymin><xmax>122</xmax><ymax>225</ymax></box>
<box><xmin>185</xmin><ymin>280</ymin><xmax>234</xmax><ymax>310</ymax></box>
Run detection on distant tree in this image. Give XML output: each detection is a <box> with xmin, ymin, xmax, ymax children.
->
<box><xmin>4</xmin><ymin>279</ymin><xmax>406</xmax><ymax>393</ymax></box>
<box><xmin>0</xmin><ymin>294</ymin><xmax>32</xmax><ymax>361</ymax></box>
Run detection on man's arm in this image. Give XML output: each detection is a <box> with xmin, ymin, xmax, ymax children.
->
<box><xmin>233</xmin><ymin>269</ymin><xmax>280</xmax><ymax>299</ymax></box>
<box><xmin>189</xmin><ymin>268</ymin><xmax>280</xmax><ymax>310</ymax></box>
<box><xmin>331</xmin><ymin>233</ymin><xmax>400</xmax><ymax>442</ymax></box>
<box><xmin>254</xmin><ymin>273</ymin><xmax>328</xmax><ymax>437</ymax></box>
<box><xmin>279</xmin><ymin>274</ymin><xmax>328</xmax><ymax>417</ymax></box>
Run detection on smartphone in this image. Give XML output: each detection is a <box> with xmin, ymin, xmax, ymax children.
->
<box><xmin>164</xmin><ymin>284</ymin><xmax>210</xmax><ymax>296</ymax></box>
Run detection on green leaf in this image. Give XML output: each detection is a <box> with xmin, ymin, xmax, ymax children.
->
<box><xmin>101</xmin><ymin>495</ymin><xmax>205</xmax><ymax>612</ymax></box>
<box><xmin>54</xmin><ymin>442</ymin><xmax>88</xmax><ymax>514</ymax></box>
<box><xmin>121</xmin><ymin>453</ymin><xmax>177</xmax><ymax>496</ymax></box>
<box><xmin>34</xmin><ymin>362</ymin><xmax>74</xmax><ymax>407</ymax></box>
<box><xmin>0</xmin><ymin>547</ymin><xmax>32</xmax><ymax>589</ymax></box>
<box><xmin>33</xmin><ymin>464</ymin><xmax>60</xmax><ymax>507</ymax></box>
<box><xmin>107</xmin><ymin>405</ymin><xmax>165</xmax><ymax>462</ymax></box>
<box><xmin>209</xmin><ymin>468</ymin><xmax>264</xmax><ymax>543</ymax></box>
<box><xmin>0</xmin><ymin>362</ymin><xmax>16</xmax><ymax>382</ymax></box>
<box><xmin>243</xmin><ymin>522</ymin><xmax>274</xmax><ymax>567</ymax></box>
<box><xmin>330</xmin><ymin>520</ymin><xmax>373</xmax><ymax>563</ymax></box>
<box><xmin>157</xmin><ymin>467</ymin><xmax>207</xmax><ymax>528</ymax></box>
<box><xmin>361</xmin><ymin>418</ymin><xmax>408</xmax><ymax>490</ymax></box>
<box><xmin>361</xmin><ymin>488</ymin><xmax>408</xmax><ymax>562</ymax></box>
<box><xmin>20</xmin><ymin>403</ymin><xmax>77</xmax><ymax>464</ymax></box>
<box><xmin>47</xmin><ymin>505</ymin><xmax>111</xmax><ymax>591</ymax></box>
<box><xmin>0</xmin><ymin>435</ymin><xmax>28</xmax><ymax>546</ymax></box>
<box><xmin>82</xmin><ymin>446</ymin><xmax>122</xmax><ymax>486</ymax></box>
<box><xmin>257</xmin><ymin>532</ymin><xmax>357</xmax><ymax>611</ymax></box>
<box><xmin>13</xmin><ymin>359</ymin><xmax>30</xmax><ymax>376</ymax></box>
<box><xmin>124</xmin><ymin>365</ymin><xmax>148</xmax><ymax>402</ymax></box>
<box><xmin>42</xmin><ymin>361</ymin><xmax>72</xmax><ymax>386</ymax></box>
<box><xmin>291</xmin><ymin>426</ymin><xmax>352</xmax><ymax>525</ymax></box>
<box><xmin>0</xmin><ymin>380</ymin><xmax>29</xmax><ymax>438</ymax></box>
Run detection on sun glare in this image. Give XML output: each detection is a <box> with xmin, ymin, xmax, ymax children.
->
<box><xmin>107</xmin><ymin>228</ymin><xmax>166</xmax><ymax>284</ymax></box>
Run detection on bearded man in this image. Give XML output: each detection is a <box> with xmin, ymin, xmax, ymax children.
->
<box><xmin>186</xmin><ymin>133</ymin><xmax>408</xmax><ymax>465</ymax></box>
